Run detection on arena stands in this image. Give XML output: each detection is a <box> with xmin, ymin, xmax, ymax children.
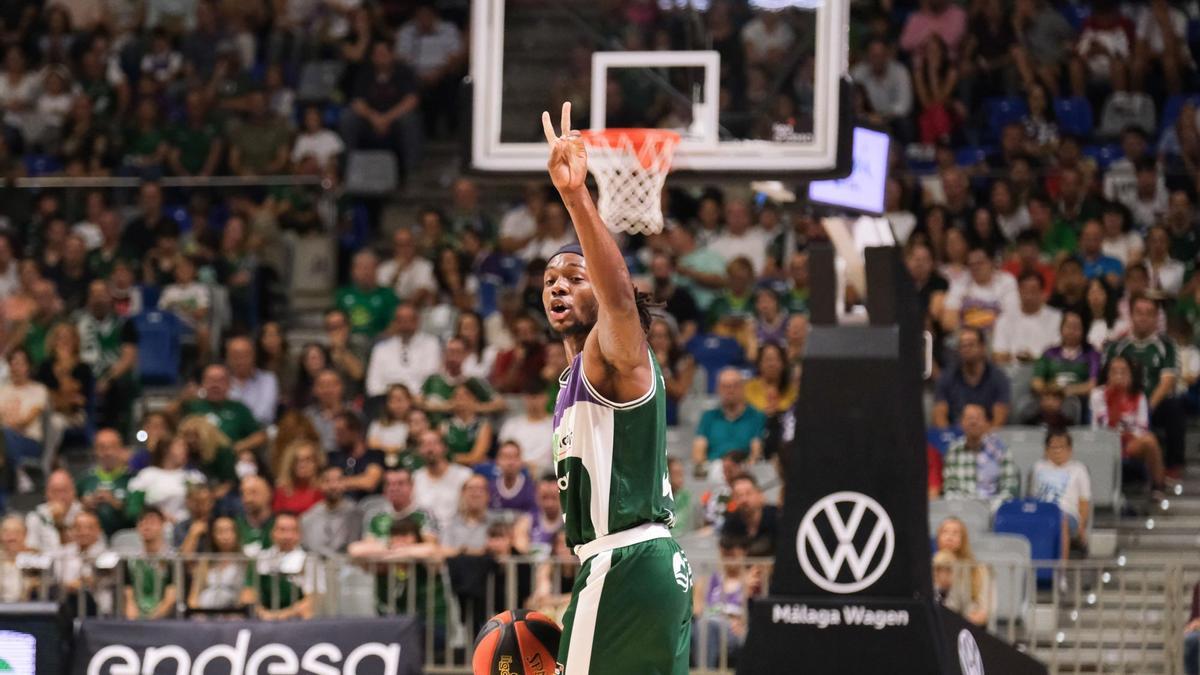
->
<box><xmin>1</xmin><ymin>0</ymin><xmax>1200</xmax><ymax>672</ymax></box>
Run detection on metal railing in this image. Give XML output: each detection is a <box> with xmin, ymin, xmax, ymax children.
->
<box><xmin>5</xmin><ymin>551</ymin><xmax>1200</xmax><ymax>674</ymax></box>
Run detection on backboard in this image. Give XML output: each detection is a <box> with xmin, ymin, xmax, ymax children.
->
<box><xmin>469</xmin><ymin>0</ymin><xmax>850</xmax><ymax>175</ymax></box>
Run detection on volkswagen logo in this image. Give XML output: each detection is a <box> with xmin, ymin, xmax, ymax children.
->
<box><xmin>796</xmin><ymin>491</ymin><xmax>895</xmax><ymax>594</ymax></box>
<box><xmin>957</xmin><ymin>629</ymin><xmax>985</xmax><ymax>675</ymax></box>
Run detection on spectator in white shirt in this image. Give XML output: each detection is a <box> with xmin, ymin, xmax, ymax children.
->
<box><xmin>1120</xmin><ymin>158</ymin><xmax>1170</xmax><ymax>231</ymax></box>
<box><xmin>498</xmin><ymin>182</ymin><xmax>549</xmax><ymax>254</ymax></box>
<box><xmin>992</xmin><ymin>272</ymin><xmax>1063</xmax><ymax>364</ymax></box>
<box><xmin>710</xmin><ymin>200</ymin><xmax>769</xmax><ymax>275</ymax></box>
<box><xmin>291</xmin><ymin>105</ymin><xmax>345</xmax><ymax>173</ymax></box>
<box><xmin>0</xmin><ymin>348</ymin><xmax>48</xmax><ymax>443</ymax></box>
<box><xmin>850</xmin><ymin>39</ymin><xmax>914</xmax><ymax>134</ymax></box>
<box><xmin>519</xmin><ymin>202</ymin><xmax>577</xmax><ymax>263</ymax></box>
<box><xmin>226</xmin><ymin>335</ymin><xmax>279</xmax><ymax>427</ymax></box>
<box><xmin>26</xmin><ymin>469</ymin><xmax>82</xmax><ymax>553</ymax></box>
<box><xmin>395</xmin><ymin>3</ymin><xmax>464</xmax><ymax>136</ymax></box>
<box><xmin>741</xmin><ymin>10</ymin><xmax>795</xmax><ymax>66</ymax></box>
<box><xmin>365</xmin><ymin>303</ymin><xmax>442</xmax><ymax>397</ymax></box>
<box><xmin>1132</xmin><ymin>0</ymin><xmax>1192</xmax><ymax>96</ymax></box>
<box><xmin>158</xmin><ymin>255</ymin><xmax>210</xmax><ymax>335</ymax></box>
<box><xmin>942</xmin><ymin>247</ymin><xmax>1020</xmax><ymax>333</ymax></box>
<box><xmin>412</xmin><ymin>429</ymin><xmax>473</xmax><ymax>527</ymax></box>
<box><xmin>1031</xmin><ymin>428</ymin><xmax>1091</xmax><ymax>556</ymax></box>
<box><xmin>376</xmin><ymin>227</ymin><xmax>436</xmax><ymax>306</ymax></box>
<box><xmin>1144</xmin><ymin>226</ymin><xmax>1186</xmax><ymax>297</ymax></box>
<box><xmin>497</xmin><ymin>380</ymin><xmax>555</xmax><ymax>474</ymax></box>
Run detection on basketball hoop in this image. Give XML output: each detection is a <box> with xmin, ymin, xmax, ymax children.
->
<box><xmin>581</xmin><ymin>129</ymin><xmax>680</xmax><ymax>236</ymax></box>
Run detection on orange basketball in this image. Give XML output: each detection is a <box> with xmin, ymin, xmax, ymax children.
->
<box><xmin>472</xmin><ymin>609</ymin><xmax>562</xmax><ymax>675</ymax></box>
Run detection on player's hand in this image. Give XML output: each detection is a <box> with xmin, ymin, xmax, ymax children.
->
<box><xmin>542</xmin><ymin>102</ymin><xmax>588</xmax><ymax>194</ymax></box>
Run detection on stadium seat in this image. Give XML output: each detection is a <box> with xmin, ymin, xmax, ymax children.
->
<box><xmin>297</xmin><ymin>61</ymin><xmax>346</xmax><ymax>102</ymax></box>
<box><xmin>1054</xmin><ymin>97</ymin><xmax>1094</xmax><ymax>137</ymax></box>
<box><xmin>1082</xmin><ymin>143</ymin><xmax>1123</xmax><ymax>170</ymax></box>
<box><xmin>1160</xmin><ymin>94</ymin><xmax>1200</xmax><ymax>135</ymax></box>
<box><xmin>985</xmin><ymin>97</ymin><xmax>1029</xmax><ymax>140</ymax></box>
<box><xmin>344</xmin><ymin>151</ymin><xmax>399</xmax><ymax>196</ymax></box>
<box><xmin>928</xmin><ymin>499</ymin><xmax>991</xmax><ymax>541</ymax></box>
<box><xmin>1070</xmin><ymin>428</ymin><xmax>1122</xmax><ymax>510</ymax></box>
<box><xmin>23</xmin><ymin>154</ymin><xmax>63</xmax><ymax>177</ymax></box>
<box><xmin>139</xmin><ymin>285</ymin><xmax>161</xmax><ymax>311</ymax></box>
<box><xmin>1060</xmin><ymin>3</ymin><xmax>1090</xmax><ymax>30</ymax></box>
<box><xmin>926</xmin><ymin>427</ymin><xmax>960</xmax><ymax>455</ymax></box>
<box><xmin>994</xmin><ymin>426</ymin><xmax>1045</xmax><ymax>495</ymax></box>
<box><xmin>993</xmin><ymin>499</ymin><xmax>1062</xmax><ymax>583</ymax></box>
<box><xmin>954</xmin><ymin>146</ymin><xmax>992</xmax><ymax>167</ymax></box>
<box><xmin>685</xmin><ymin>335</ymin><xmax>746</xmax><ymax>392</ymax></box>
<box><xmin>972</xmin><ymin>533</ymin><xmax>1033</xmax><ymax>625</ymax></box>
<box><xmin>133</xmin><ymin>311</ymin><xmax>185</xmax><ymax>386</ymax></box>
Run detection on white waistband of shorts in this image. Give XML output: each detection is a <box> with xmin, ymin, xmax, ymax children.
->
<box><xmin>574</xmin><ymin>522</ymin><xmax>671</xmax><ymax>562</ymax></box>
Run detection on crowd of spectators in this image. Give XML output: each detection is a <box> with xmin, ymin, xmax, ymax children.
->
<box><xmin>0</xmin><ymin>0</ymin><xmax>1194</xmax><ymax>666</ymax></box>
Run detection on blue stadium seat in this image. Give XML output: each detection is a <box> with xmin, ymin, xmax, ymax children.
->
<box><xmin>139</xmin><ymin>285</ymin><xmax>161</xmax><ymax>311</ymax></box>
<box><xmin>985</xmin><ymin>97</ymin><xmax>1029</xmax><ymax>140</ymax></box>
<box><xmin>954</xmin><ymin>146</ymin><xmax>992</xmax><ymax>167</ymax></box>
<box><xmin>993</xmin><ymin>499</ymin><xmax>1062</xmax><ymax>584</ymax></box>
<box><xmin>134</xmin><ymin>311</ymin><xmax>185</xmax><ymax>386</ymax></box>
<box><xmin>1061</xmin><ymin>3</ymin><xmax>1090</xmax><ymax>30</ymax></box>
<box><xmin>477</xmin><ymin>276</ymin><xmax>500</xmax><ymax>317</ymax></box>
<box><xmin>1082</xmin><ymin>143</ymin><xmax>1123</xmax><ymax>170</ymax></box>
<box><xmin>926</xmin><ymin>427</ymin><xmax>961</xmax><ymax>455</ymax></box>
<box><xmin>23</xmin><ymin>154</ymin><xmax>62</xmax><ymax>177</ymax></box>
<box><xmin>686</xmin><ymin>334</ymin><xmax>746</xmax><ymax>392</ymax></box>
<box><xmin>1160</xmin><ymin>94</ymin><xmax>1200</xmax><ymax>135</ymax></box>
<box><xmin>1054</xmin><ymin>97</ymin><xmax>1094</xmax><ymax>137</ymax></box>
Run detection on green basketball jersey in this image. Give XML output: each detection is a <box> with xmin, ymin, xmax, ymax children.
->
<box><xmin>552</xmin><ymin>350</ymin><xmax>675</xmax><ymax>548</ymax></box>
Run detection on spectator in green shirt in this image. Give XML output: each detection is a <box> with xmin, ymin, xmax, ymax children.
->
<box><xmin>123</xmin><ymin>507</ymin><xmax>177</xmax><ymax>620</ymax></box>
<box><xmin>1028</xmin><ymin>193</ymin><xmax>1077</xmax><ymax>260</ymax></box>
<box><xmin>76</xmin><ymin>428</ymin><xmax>135</xmax><ymax>536</ymax></box>
<box><xmin>707</xmin><ymin>257</ymin><xmax>757</xmax><ymax>330</ymax></box>
<box><xmin>175</xmin><ymin>364</ymin><xmax>266</xmax><ymax>456</ymax></box>
<box><xmin>228</xmin><ymin>91</ymin><xmax>291</xmax><ymax>177</ymax></box>
<box><xmin>77</xmin><ymin>280</ymin><xmax>139</xmax><ymax>436</ymax></box>
<box><xmin>666</xmin><ymin>225</ymin><xmax>727</xmax><ymax>312</ymax></box>
<box><xmin>439</xmin><ymin>384</ymin><xmax>494</xmax><ymax>466</ymax></box>
<box><xmin>235</xmin><ymin>475</ymin><xmax>275</xmax><ymax>554</ymax></box>
<box><xmin>1106</xmin><ymin>294</ymin><xmax>1187</xmax><ymax>472</ymax></box>
<box><xmin>420</xmin><ymin>336</ymin><xmax>505</xmax><ymax>422</ymax></box>
<box><xmin>122</xmin><ymin>98</ymin><xmax>168</xmax><ymax>174</ymax></box>
<box><xmin>167</xmin><ymin>90</ymin><xmax>222</xmax><ymax>178</ymax></box>
<box><xmin>336</xmin><ymin>250</ymin><xmax>399</xmax><ymax>337</ymax></box>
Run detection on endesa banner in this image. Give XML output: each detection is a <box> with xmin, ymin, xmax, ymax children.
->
<box><xmin>73</xmin><ymin>617</ymin><xmax>424</xmax><ymax>675</ymax></box>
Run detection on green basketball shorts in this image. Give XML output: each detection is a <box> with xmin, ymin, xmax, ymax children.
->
<box><xmin>556</xmin><ymin>534</ymin><xmax>693</xmax><ymax>675</ymax></box>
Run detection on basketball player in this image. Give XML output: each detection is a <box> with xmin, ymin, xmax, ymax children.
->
<box><xmin>541</xmin><ymin>102</ymin><xmax>692</xmax><ymax>675</ymax></box>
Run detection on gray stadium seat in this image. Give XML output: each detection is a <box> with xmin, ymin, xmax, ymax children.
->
<box><xmin>972</xmin><ymin>533</ymin><xmax>1032</xmax><ymax>625</ymax></box>
<box><xmin>1070</xmin><ymin>427</ymin><xmax>1122</xmax><ymax>510</ymax></box>
<box><xmin>297</xmin><ymin>61</ymin><xmax>345</xmax><ymax>102</ymax></box>
<box><xmin>109</xmin><ymin>529</ymin><xmax>144</xmax><ymax>554</ymax></box>
<box><xmin>928</xmin><ymin>499</ymin><xmax>991</xmax><ymax>541</ymax></box>
<box><xmin>344</xmin><ymin>151</ymin><xmax>399</xmax><ymax>195</ymax></box>
<box><xmin>993</xmin><ymin>426</ymin><xmax>1046</xmax><ymax>495</ymax></box>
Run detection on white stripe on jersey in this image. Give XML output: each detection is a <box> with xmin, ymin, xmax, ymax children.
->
<box><xmin>554</xmin><ymin>400</ymin><xmax>615</xmax><ymax>538</ymax></box>
<box><xmin>565</xmin><ymin>550</ymin><xmax>612</xmax><ymax>675</ymax></box>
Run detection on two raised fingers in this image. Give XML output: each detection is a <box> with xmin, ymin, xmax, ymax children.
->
<box><xmin>541</xmin><ymin>101</ymin><xmax>573</xmax><ymax>145</ymax></box>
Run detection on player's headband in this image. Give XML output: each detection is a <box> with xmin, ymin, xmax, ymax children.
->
<box><xmin>547</xmin><ymin>243</ymin><xmax>585</xmax><ymax>264</ymax></box>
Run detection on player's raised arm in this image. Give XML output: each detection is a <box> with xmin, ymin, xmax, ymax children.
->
<box><xmin>542</xmin><ymin>102</ymin><xmax>646</xmax><ymax>373</ymax></box>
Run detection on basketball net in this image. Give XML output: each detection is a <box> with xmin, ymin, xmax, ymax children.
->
<box><xmin>581</xmin><ymin>129</ymin><xmax>680</xmax><ymax>236</ymax></box>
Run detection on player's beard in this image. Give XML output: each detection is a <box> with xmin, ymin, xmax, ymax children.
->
<box><xmin>557</xmin><ymin>320</ymin><xmax>596</xmax><ymax>338</ymax></box>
